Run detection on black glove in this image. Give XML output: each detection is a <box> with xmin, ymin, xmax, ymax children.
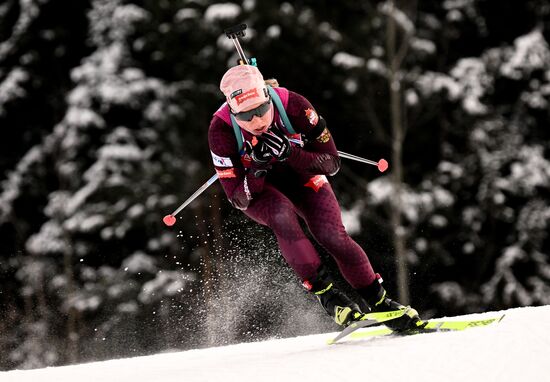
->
<box><xmin>245</xmin><ymin>138</ymin><xmax>272</xmax><ymax>177</ymax></box>
<box><xmin>245</xmin><ymin>137</ymin><xmax>272</xmax><ymax>164</ymax></box>
<box><xmin>261</xmin><ymin>127</ymin><xmax>291</xmax><ymax>161</ymax></box>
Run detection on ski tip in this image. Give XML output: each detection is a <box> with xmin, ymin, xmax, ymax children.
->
<box><xmin>326</xmin><ymin>338</ymin><xmax>335</xmax><ymax>345</ymax></box>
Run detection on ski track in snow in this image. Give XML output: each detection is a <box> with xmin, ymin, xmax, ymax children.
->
<box><xmin>3</xmin><ymin>305</ymin><xmax>550</xmax><ymax>382</ymax></box>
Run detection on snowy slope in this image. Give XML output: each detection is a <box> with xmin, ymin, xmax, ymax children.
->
<box><xmin>3</xmin><ymin>305</ymin><xmax>550</xmax><ymax>382</ymax></box>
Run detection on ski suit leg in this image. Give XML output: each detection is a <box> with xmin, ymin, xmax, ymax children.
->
<box><xmin>242</xmin><ymin>183</ymin><xmax>321</xmax><ymax>281</ymax></box>
<box><xmin>295</xmin><ymin>181</ymin><xmax>376</xmax><ymax>289</ymax></box>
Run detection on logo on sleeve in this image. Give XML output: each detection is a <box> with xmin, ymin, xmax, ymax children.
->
<box><xmin>216</xmin><ymin>168</ymin><xmax>236</xmax><ymax>178</ymax></box>
<box><xmin>316</xmin><ymin>127</ymin><xmax>331</xmax><ymax>143</ymax></box>
<box><xmin>304</xmin><ymin>108</ymin><xmax>319</xmax><ymax>126</ymax></box>
<box><xmin>211</xmin><ymin>151</ymin><xmax>234</xmax><ymax>167</ymax></box>
<box><xmin>304</xmin><ymin>175</ymin><xmax>328</xmax><ymax>192</ymax></box>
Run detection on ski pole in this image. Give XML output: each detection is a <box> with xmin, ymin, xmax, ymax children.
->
<box><xmin>163</xmin><ymin>173</ymin><xmax>219</xmax><ymax>226</ymax></box>
<box><xmin>337</xmin><ymin>151</ymin><xmax>389</xmax><ymax>172</ymax></box>
<box><xmin>224</xmin><ymin>24</ymin><xmax>249</xmax><ymax>65</ymax></box>
<box><xmin>163</xmin><ymin>151</ymin><xmax>388</xmax><ymax>226</ymax></box>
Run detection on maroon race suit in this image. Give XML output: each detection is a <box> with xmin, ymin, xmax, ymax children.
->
<box><xmin>208</xmin><ymin>88</ymin><xmax>376</xmax><ymax>288</ymax></box>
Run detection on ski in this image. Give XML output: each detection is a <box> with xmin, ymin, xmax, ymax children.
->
<box><xmin>346</xmin><ymin>314</ymin><xmax>506</xmax><ymax>342</ymax></box>
<box><xmin>326</xmin><ymin>309</ymin><xmax>407</xmax><ymax>345</ymax></box>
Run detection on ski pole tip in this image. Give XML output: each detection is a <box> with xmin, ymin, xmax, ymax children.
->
<box><xmin>377</xmin><ymin>159</ymin><xmax>389</xmax><ymax>172</ymax></box>
<box><xmin>163</xmin><ymin>214</ymin><xmax>176</xmax><ymax>227</ymax></box>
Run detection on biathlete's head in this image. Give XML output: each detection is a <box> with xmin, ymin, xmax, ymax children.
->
<box><xmin>220</xmin><ymin>65</ymin><xmax>274</xmax><ymax>136</ymax></box>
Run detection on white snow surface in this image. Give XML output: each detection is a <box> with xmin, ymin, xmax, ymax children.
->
<box><xmin>3</xmin><ymin>305</ymin><xmax>550</xmax><ymax>382</ymax></box>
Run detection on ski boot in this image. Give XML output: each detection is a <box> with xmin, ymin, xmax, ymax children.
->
<box><xmin>357</xmin><ymin>274</ymin><xmax>424</xmax><ymax>332</ymax></box>
<box><xmin>303</xmin><ymin>267</ymin><xmax>363</xmax><ymax>327</ymax></box>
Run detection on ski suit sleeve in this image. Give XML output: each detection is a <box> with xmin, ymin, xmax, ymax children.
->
<box><xmin>208</xmin><ymin>115</ymin><xmax>266</xmax><ymax>210</ymax></box>
<box><xmin>284</xmin><ymin>91</ymin><xmax>341</xmax><ymax>176</ymax></box>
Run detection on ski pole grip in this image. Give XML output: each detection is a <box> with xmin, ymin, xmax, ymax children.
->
<box><xmin>224</xmin><ymin>23</ymin><xmax>247</xmax><ymax>39</ymax></box>
<box><xmin>224</xmin><ymin>24</ymin><xmax>249</xmax><ymax>65</ymax></box>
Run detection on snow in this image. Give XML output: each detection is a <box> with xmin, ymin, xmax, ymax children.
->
<box><xmin>500</xmin><ymin>29</ymin><xmax>550</xmax><ymax>79</ymax></box>
<box><xmin>367</xmin><ymin>178</ymin><xmax>454</xmax><ymax>223</ymax></box>
<box><xmin>450</xmin><ymin>58</ymin><xmax>490</xmax><ymax>115</ymax></box>
<box><xmin>447</xmin><ymin>9</ymin><xmax>463</xmax><ymax>22</ymax></box>
<box><xmin>265</xmin><ymin>25</ymin><xmax>281</xmax><ymax>39</ymax></box>
<box><xmin>332</xmin><ymin>52</ymin><xmax>365</xmax><ymax>69</ymax></box>
<box><xmin>65</xmin><ymin>107</ymin><xmax>105</xmax><ymax>129</ymax></box>
<box><xmin>98</xmin><ymin>144</ymin><xmax>143</xmax><ymax>161</ymax></box>
<box><xmin>0</xmin><ymin>68</ymin><xmax>29</xmax><ymax>115</ymax></box>
<box><xmin>25</xmin><ymin>221</ymin><xmax>68</xmax><ymax>256</ymax></box>
<box><xmin>2</xmin><ymin>305</ymin><xmax>549</xmax><ymax>381</ymax></box>
<box><xmin>379</xmin><ymin>1</ymin><xmax>415</xmax><ymax>34</ymax></box>
<box><xmin>69</xmin><ymin>294</ymin><xmax>102</xmax><ymax>313</ymax></box>
<box><xmin>174</xmin><ymin>8</ymin><xmax>200</xmax><ymax>21</ymax></box>
<box><xmin>414</xmin><ymin>57</ymin><xmax>493</xmax><ymax>115</ymax></box>
<box><xmin>280</xmin><ymin>2</ymin><xmax>294</xmax><ymax>16</ymax></box>
<box><xmin>411</xmin><ymin>37</ymin><xmax>436</xmax><ymax>55</ymax></box>
<box><xmin>0</xmin><ymin>0</ymin><xmax>39</xmax><ymax>60</ymax></box>
<box><xmin>486</xmin><ymin>143</ymin><xmax>550</xmax><ymax>198</ymax></box>
<box><xmin>242</xmin><ymin>0</ymin><xmax>255</xmax><ymax>12</ymax></box>
<box><xmin>112</xmin><ymin>4</ymin><xmax>150</xmax><ymax>27</ymax></box>
<box><xmin>415</xmin><ymin>71</ymin><xmax>461</xmax><ymax>100</ymax></box>
<box><xmin>405</xmin><ymin>88</ymin><xmax>419</xmax><ymax>106</ymax></box>
<box><xmin>443</xmin><ymin>0</ymin><xmax>473</xmax><ymax>10</ymax></box>
<box><xmin>341</xmin><ymin>202</ymin><xmax>363</xmax><ymax>235</ymax></box>
<box><xmin>319</xmin><ymin>22</ymin><xmax>342</xmax><ymax>42</ymax></box>
<box><xmin>343</xmin><ymin>78</ymin><xmax>359</xmax><ymax>94</ymax></box>
<box><xmin>203</xmin><ymin>3</ymin><xmax>241</xmax><ymax>22</ymax></box>
<box><xmin>122</xmin><ymin>252</ymin><xmax>157</xmax><ymax>274</ymax></box>
<box><xmin>138</xmin><ymin>271</ymin><xmax>194</xmax><ymax>303</ymax></box>
<box><xmin>509</xmin><ymin>145</ymin><xmax>550</xmax><ymax>193</ymax></box>
<box><xmin>366</xmin><ymin>58</ymin><xmax>387</xmax><ymax>76</ymax></box>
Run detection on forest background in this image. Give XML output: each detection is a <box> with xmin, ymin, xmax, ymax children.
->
<box><xmin>1</xmin><ymin>0</ymin><xmax>550</xmax><ymax>370</ymax></box>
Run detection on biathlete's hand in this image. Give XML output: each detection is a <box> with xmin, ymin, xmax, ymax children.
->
<box><xmin>261</xmin><ymin>127</ymin><xmax>291</xmax><ymax>161</ymax></box>
<box><xmin>245</xmin><ymin>137</ymin><xmax>272</xmax><ymax>164</ymax></box>
<box><xmin>245</xmin><ymin>138</ymin><xmax>272</xmax><ymax>178</ymax></box>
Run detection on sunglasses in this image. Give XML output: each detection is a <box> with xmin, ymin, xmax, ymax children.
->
<box><xmin>232</xmin><ymin>97</ymin><xmax>272</xmax><ymax>121</ymax></box>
